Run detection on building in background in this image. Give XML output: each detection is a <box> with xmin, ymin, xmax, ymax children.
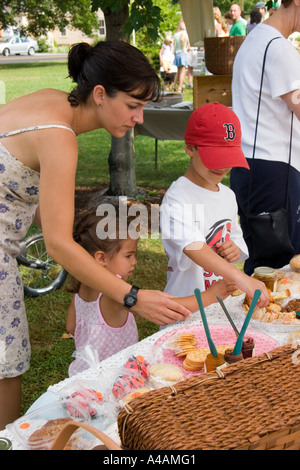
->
<box><xmin>0</xmin><ymin>9</ymin><xmax>106</xmax><ymax>47</ymax></box>
<box><xmin>50</xmin><ymin>11</ymin><xmax>106</xmax><ymax>47</ymax></box>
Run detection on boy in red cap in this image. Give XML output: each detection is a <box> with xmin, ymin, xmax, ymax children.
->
<box><xmin>160</xmin><ymin>103</ymin><xmax>269</xmax><ymax>310</ymax></box>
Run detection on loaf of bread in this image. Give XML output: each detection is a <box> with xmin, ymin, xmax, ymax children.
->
<box><xmin>28</xmin><ymin>417</ymin><xmax>72</xmax><ymax>449</ymax></box>
<box><xmin>290</xmin><ymin>255</ymin><xmax>300</xmax><ymax>273</ymax></box>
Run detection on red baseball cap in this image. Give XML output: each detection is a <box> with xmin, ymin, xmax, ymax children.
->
<box><xmin>184</xmin><ymin>102</ymin><xmax>249</xmax><ymax>170</ymax></box>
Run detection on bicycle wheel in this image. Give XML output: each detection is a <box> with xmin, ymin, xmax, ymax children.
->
<box><xmin>17</xmin><ymin>232</ymin><xmax>68</xmax><ymax>297</ymax></box>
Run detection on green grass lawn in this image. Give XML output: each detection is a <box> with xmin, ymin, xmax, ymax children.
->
<box><xmin>0</xmin><ymin>61</ymin><xmax>231</xmax><ymax>414</ymax></box>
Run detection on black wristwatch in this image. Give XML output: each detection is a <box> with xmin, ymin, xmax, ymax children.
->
<box><xmin>123</xmin><ymin>285</ymin><xmax>140</xmax><ymax>309</ymax></box>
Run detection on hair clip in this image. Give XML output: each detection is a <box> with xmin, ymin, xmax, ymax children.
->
<box><xmin>73</xmin><ymin>232</ymin><xmax>81</xmax><ymax>243</ymax></box>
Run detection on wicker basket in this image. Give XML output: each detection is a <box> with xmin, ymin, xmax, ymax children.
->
<box><xmin>204</xmin><ymin>36</ymin><xmax>245</xmax><ymax>75</ymax></box>
<box><xmin>118</xmin><ymin>345</ymin><xmax>300</xmax><ymax>450</ymax></box>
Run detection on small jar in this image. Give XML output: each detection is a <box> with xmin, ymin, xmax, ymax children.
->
<box><xmin>204</xmin><ymin>353</ymin><xmax>226</xmax><ymax>372</ymax></box>
<box><xmin>241</xmin><ymin>336</ymin><xmax>255</xmax><ymax>359</ymax></box>
<box><xmin>224</xmin><ymin>348</ymin><xmax>243</xmax><ymax>364</ymax></box>
<box><xmin>0</xmin><ymin>438</ymin><xmax>12</xmax><ymax>450</ymax></box>
<box><xmin>253</xmin><ymin>266</ymin><xmax>277</xmax><ymax>291</ymax></box>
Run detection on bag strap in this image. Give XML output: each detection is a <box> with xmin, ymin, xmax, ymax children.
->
<box><xmin>50</xmin><ymin>420</ymin><xmax>123</xmax><ymax>450</ymax></box>
<box><xmin>246</xmin><ymin>36</ymin><xmax>293</xmax><ymax>216</ymax></box>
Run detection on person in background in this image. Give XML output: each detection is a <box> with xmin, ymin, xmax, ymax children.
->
<box><xmin>187</xmin><ymin>46</ymin><xmax>198</xmax><ymax>89</ymax></box>
<box><xmin>173</xmin><ymin>19</ymin><xmax>190</xmax><ymax>93</ymax></box>
<box><xmin>0</xmin><ymin>40</ymin><xmax>191</xmax><ymax>429</ymax></box>
<box><xmin>214</xmin><ymin>6</ymin><xmax>229</xmax><ymax>37</ymax></box>
<box><xmin>159</xmin><ymin>33</ymin><xmax>177</xmax><ymax>91</ymax></box>
<box><xmin>224</xmin><ymin>10</ymin><xmax>234</xmax><ymax>32</ymax></box>
<box><xmin>269</xmin><ymin>1</ymin><xmax>279</xmax><ymax>16</ymax></box>
<box><xmin>231</xmin><ymin>0</ymin><xmax>300</xmax><ymax>274</ymax></box>
<box><xmin>229</xmin><ymin>3</ymin><xmax>247</xmax><ymax>36</ymax></box>
<box><xmin>255</xmin><ymin>1</ymin><xmax>267</xmax><ymax>19</ymax></box>
<box><xmin>247</xmin><ymin>8</ymin><xmax>262</xmax><ymax>33</ymax></box>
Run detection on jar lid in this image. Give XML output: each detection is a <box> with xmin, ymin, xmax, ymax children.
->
<box><xmin>0</xmin><ymin>438</ymin><xmax>12</xmax><ymax>450</ymax></box>
<box><xmin>254</xmin><ymin>266</ymin><xmax>276</xmax><ymax>278</ymax></box>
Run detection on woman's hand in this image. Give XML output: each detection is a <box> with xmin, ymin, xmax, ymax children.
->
<box><xmin>132</xmin><ymin>289</ymin><xmax>192</xmax><ymax>326</ymax></box>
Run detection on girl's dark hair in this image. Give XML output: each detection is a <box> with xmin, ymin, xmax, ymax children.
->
<box><xmin>68</xmin><ymin>40</ymin><xmax>161</xmax><ymax>106</ymax></box>
<box><xmin>281</xmin><ymin>0</ymin><xmax>292</xmax><ymax>6</ymax></box>
<box><xmin>73</xmin><ymin>209</ymin><xmax>134</xmax><ymax>257</ymax></box>
<box><xmin>67</xmin><ymin>209</ymin><xmax>136</xmax><ymax>293</ymax></box>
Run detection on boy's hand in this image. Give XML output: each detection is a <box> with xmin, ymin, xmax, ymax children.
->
<box><xmin>207</xmin><ymin>279</ymin><xmax>237</xmax><ymax>303</ymax></box>
<box><xmin>216</xmin><ymin>240</ymin><xmax>241</xmax><ymax>263</ymax></box>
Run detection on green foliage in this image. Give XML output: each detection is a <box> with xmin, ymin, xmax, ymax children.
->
<box><xmin>1</xmin><ymin>0</ymin><xmax>182</xmax><ymax>49</ymax></box>
<box><xmin>93</xmin><ymin>0</ymin><xmax>169</xmax><ymax>42</ymax></box>
<box><xmin>125</xmin><ymin>1</ymin><xmax>163</xmax><ymax>41</ymax></box>
<box><xmin>0</xmin><ymin>0</ymin><xmax>99</xmax><ymax>36</ymax></box>
<box><xmin>132</xmin><ymin>0</ymin><xmax>181</xmax><ymax>71</ymax></box>
<box><xmin>214</xmin><ymin>0</ymin><xmax>259</xmax><ymax>15</ymax></box>
<box><xmin>91</xmin><ymin>0</ymin><xmax>128</xmax><ymax>12</ymax></box>
<box><xmin>37</xmin><ymin>37</ymin><xmax>50</xmax><ymax>53</ymax></box>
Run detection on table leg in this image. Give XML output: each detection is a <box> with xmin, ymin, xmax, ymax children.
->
<box><xmin>155</xmin><ymin>138</ymin><xmax>158</xmax><ymax>169</ymax></box>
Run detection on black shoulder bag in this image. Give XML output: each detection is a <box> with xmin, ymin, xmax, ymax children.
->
<box><xmin>246</xmin><ymin>37</ymin><xmax>295</xmax><ymax>261</ymax></box>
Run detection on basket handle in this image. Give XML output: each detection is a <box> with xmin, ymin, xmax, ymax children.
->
<box><xmin>50</xmin><ymin>420</ymin><xmax>123</xmax><ymax>450</ymax></box>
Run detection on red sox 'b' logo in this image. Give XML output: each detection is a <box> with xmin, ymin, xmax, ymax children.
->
<box><xmin>223</xmin><ymin>123</ymin><xmax>235</xmax><ymax>141</ymax></box>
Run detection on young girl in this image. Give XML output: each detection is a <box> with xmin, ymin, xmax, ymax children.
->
<box><xmin>159</xmin><ymin>33</ymin><xmax>176</xmax><ymax>90</ymax></box>
<box><xmin>66</xmin><ymin>210</ymin><xmax>140</xmax><ymax>376</ymax></box>
<box><xmin>66</xmin><ymin>210</ymin><xmax>237</xmax><ymax>376</ymax></box>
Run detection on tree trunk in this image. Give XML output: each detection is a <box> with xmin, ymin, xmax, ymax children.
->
<box><xmin>103</xmin><ymin>4</ymin><xmax>130</xmax><ymax>42</ymax></box>
<box><xmin>103</xmin><ymin>4</ymin><xmax>138</xmax><ymax>197</ymax></box>
<box><xmin>107</xmin><ymin>129</ymin><xmax>137</xmax><ymax>197</ymax></box>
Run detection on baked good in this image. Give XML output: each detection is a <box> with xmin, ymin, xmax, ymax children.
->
<box><xmin>183</xmin><ymin>348</ymin><xmax>209</xmax><ymax>371</ymax></box>
<box><xmin>216</xmin><ymin>345</ymin><xmax>233</xmax><ymax>355</ymax></box>
<box><xmin>28</xmin><ymin>417</ymin><xmax>72</xmax><ymax>449</ymax></box>
<box><xmin>183</xmin><ymin>345</ymin><xmax>232</xmax><ymax>371</ymax></box>
<box><xmin>121</xmin><ymin>387</ymin><xmax>151</xmax><ymax>403</ymax></box>
<box><xmin>67</xmin><ymin>389</ymin><xmax>103</xmax><ymax>418</ymax></box>
<box><xmin>244</xmin><ymin>281</ymin><xmax>300</xmax><ymax>324</ymax></box>
<box><xmin>290</xmin><ymin>255</ymin><xmax>300</xmax><ymax>273</ymax></box>
<box><xmin>149</xmin><ymin>363</ymin><xmax>184</xmax><ymax>388</ymax></box>
<box><xmin>231</xmin><ymin>289</ymin><xmax>244</xmax><ymax>297</ymax></box>
<box><xmin>169</xmin><ymin>333</ymin><xmax>198</xmax><ymax>357</ymax></box>
<box><xmin>287</xmin><ymin>330</ymin><xmax>300</xmax><ymax>345</ymax></box>
<box><xmin>271</xmin><ymin>289</ymin><xmax>290</xmax><ymax>301</ymax></box>
<box><xmin>124</xmin><ymin>355</ymin><xmax>150</xmax><ymax>379</ymax></box>
<box><xmin>112</xmin><ymin>374</ymin><xmax>146</xmax><ymax>399</ymax></box>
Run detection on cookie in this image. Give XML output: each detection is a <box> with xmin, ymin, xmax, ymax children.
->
<box><xmin>183</xmin><ymin>348</ymin><xmax>209</xmax><ymax>371</ymax></box>
<box><xmin>170</xmin><ymin>332</ymin><xmax>198</xmax><ymax>357</ymax></box>
<box><xmin>149</xmin><ymin>363</ymin><xmax>184</xmax><ymax>388</ymax></box>
<box><xmin>183</xmin><ymin>345</ymin><xmax>233</xmax><ymax>371</ymax></box>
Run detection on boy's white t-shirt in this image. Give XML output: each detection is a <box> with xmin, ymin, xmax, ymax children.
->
<box><xmin>160</xmin><ymin>176</ymin><xmax>248</xmax><ymax>297</ymax></box>
<box><xmin>232</xmin><ymin>23</ymin><xmax>300</xmax><ymax>172</ymax></box>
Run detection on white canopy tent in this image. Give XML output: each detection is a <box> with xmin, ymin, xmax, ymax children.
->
<box><xmin>179</xmin><ymin>0</ymin><xmax>215</xmax><ymax>46</ymax></box>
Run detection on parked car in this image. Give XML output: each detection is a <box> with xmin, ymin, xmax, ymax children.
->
<box><xmin>0</xmin><ymin>36</ymin><xmax>38</xmax><ymax>56</ymax></box>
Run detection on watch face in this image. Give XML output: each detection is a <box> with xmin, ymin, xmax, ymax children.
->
<box><xmin>125</xmin><ymin>294</ymin><xmax>135</xmax><ymax>307</ymax></box>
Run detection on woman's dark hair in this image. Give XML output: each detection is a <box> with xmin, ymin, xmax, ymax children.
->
<box><xmin>68</xmin><ymin>40</ymin><xmax>161</xmax><ymax>106</ymax></box>
<box><xmin>281</xmin><ymin>0</ymin><xmax>293</xmax><ymax>7</ymax></box>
